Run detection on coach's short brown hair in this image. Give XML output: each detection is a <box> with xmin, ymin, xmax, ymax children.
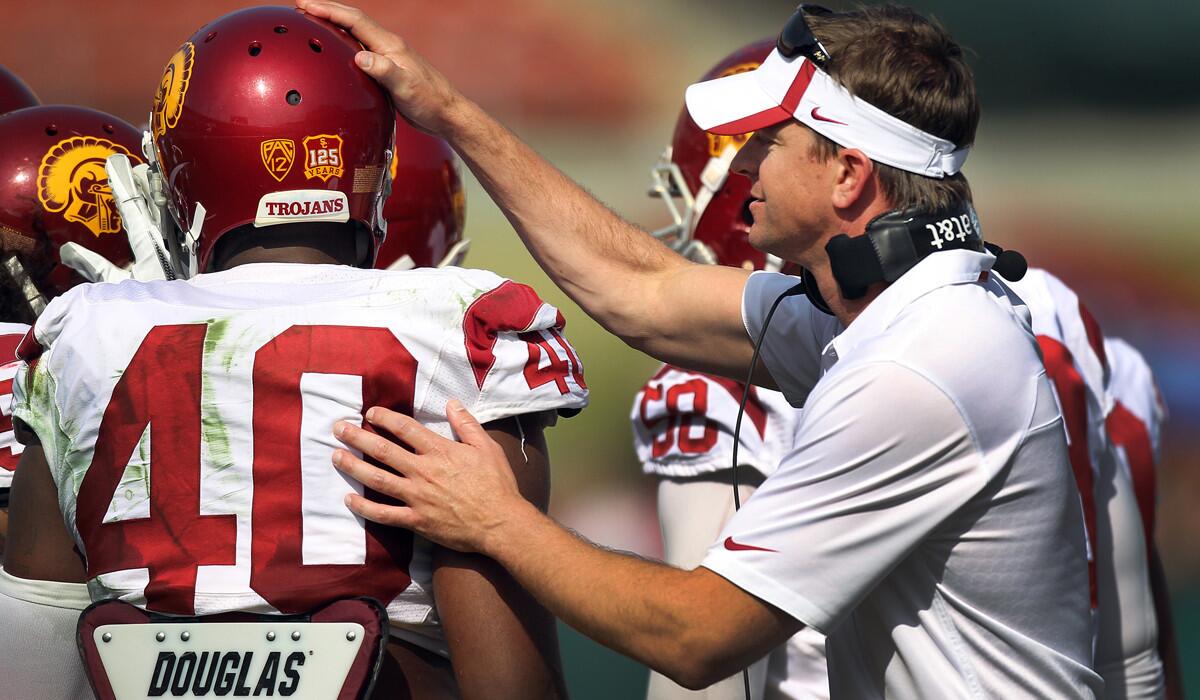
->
<box><xmin>807</xmin><ymin>5</ymin><xmax>979</xmax><ymax>210</ymax></box>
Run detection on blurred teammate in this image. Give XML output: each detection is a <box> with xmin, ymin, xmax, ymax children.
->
<box><xmin>1103</xmin><ymin>336</ymin><xmax>1181</xmax><ymax>698</ymax></box>
<box><xmin>632</xmin><ymin>40</ymin><xmax>826</xmax><ymax>700</ymax></box>
<box><xmin>1005</xmin><ymin>268</ymin><xmax>1174</xmax><ymax>698</ymax></box>
<box><xmin>0</xmin><ymin>65</ymin><xmax>43</xmax><ymax>555</ymax></box>
<box><xmin>5</xmin><ymin>7</ymin><xmax>583</xmax><ymax>698</ymax></box>
<box><xmin>0</xmin><ymin>104</ymin><xmax>141</xmax><ymax>700</ymax></box>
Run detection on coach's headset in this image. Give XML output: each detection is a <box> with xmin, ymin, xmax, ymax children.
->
<box><xmin>799</xmin><ymin>202</ymin><xmax>1028</xmax><ymax>314</ymax></box>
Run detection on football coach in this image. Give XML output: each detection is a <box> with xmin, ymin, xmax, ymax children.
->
<box><xmin>300</xmin><ymin>1</ymin><xmax>1103</xmax><ymax>696</ymax></box>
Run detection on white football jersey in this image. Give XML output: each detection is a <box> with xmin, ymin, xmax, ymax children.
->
<box><xmin>1103</xmin><ymin>336</ymin><xmax>1168</xmax><ymax>697</ymax></box>
<box><xmin>631</xmin><ymin>366</ymin><xmax>796</xmax><ymax>478</ymax></box>
<box><xmin>1006</xmin><ymin>270</ymin><xmax>1164</xmax><ymax>696</ymax></box>
<box><xmin>0</xmin><ymin>322</ymin><xmax>29</xmax><ymax>491</ymax></box>
<box><xmin>12</xmin><ymin>264</ymin><xmax>587</xmax><ymax>654</ymax></box>
<box><xmin>631</xmin><ymin>368</ymin><xmax>830</xmax><ymax>697</ymax></box>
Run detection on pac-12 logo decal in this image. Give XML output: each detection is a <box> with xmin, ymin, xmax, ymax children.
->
<box><xmin>706</xmin><ymin>61</ymin><xmax>762</xmax><ymax>158</ymax></box>
<box><xmin>260</xmin><ymin>139</ymin><xmax>296</xmax><ymax>182</ymax></box>
<box><xmin>303</xmin><ymin>134</ymin><xmax>344</xmax><ymax>182</ymax></box>
<box><xmin>153</xmin><ymin>42</ymin><xmax>194</xmax><ymax>137</ymax></box>
<box><xmin>37</xmin><ymin>137</ymin><xmax>142</xmax><ymax>236</ymax></box>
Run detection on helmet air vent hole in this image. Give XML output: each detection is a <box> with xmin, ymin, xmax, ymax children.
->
<box><xmin>309</xmin><ymin>38</ymin><xmax>323</xmax><ymax>53</ymax></box>
<box><xmin>248</xmin><ymin>42</ymin><xmax>262</xmax><ymax>57</ymax></box>
<box><xmin>103</xmin><ymin>123</ymin><xmax>115</xmax><ymax>134</ymax></box>
<box><xmin>45</xmin><ymin>125</ymin><xmax>58</xmax><ymax>136</ymax></box>
<box><xmin>274</xmin><ymin>25</ymin><xmax>288</xmax><ymax>34</ymax></box>
<box><xmin>204</xmin><ymin>32</ymin><xmax>217</xmax><ymax>43</ymax></box>
<box><xmin>286</xmin><ymin>90</ymin><xmax>302</xmax><ymax>106</ymax></box>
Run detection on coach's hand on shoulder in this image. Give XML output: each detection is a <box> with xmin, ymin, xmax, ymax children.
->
<box><xmin>296</xmin><ymin>0</ymin><xmax>465</xmax><ymax>136</ymax></box>
<box><xmin>332</xmin><ymin>400</ymin><xmax>536</xmax><ymax>555</ymax></box>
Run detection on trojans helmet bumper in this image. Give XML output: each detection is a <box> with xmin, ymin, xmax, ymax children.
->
<box><xmin>150</xmin><ymin>6</ymin><xmax>395</xmax><ymax>273</ymax></box>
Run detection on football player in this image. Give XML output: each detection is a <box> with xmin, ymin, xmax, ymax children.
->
<box><xmin>0</xmin><ymin>104</ymin><xmax>141</xmax><ymax>700</ymax></box>
<box><xmin>0</xmin><ymin>66</ymin><xmax>42</xmax><ymax>545</ymax></box>
<box><xmin>5</xmin><ymin>7</ymin><xmax>583</xmax><ymax>699</ymax></box>
<box><xmin>1103</xmin><ymin>336</ymin><xmax>1181</xmax><ymax>699</ymax></box>
<box><xmin>1002</xmin><ymin>269</ymin><xmax>1171</xmax><ymax>698</ymax></box>
<box><xmin>632</xmin><ymin>40</ymin><xmax>827</xmax><ymax>700</ymax></box>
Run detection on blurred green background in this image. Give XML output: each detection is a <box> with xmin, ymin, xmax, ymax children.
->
<box><xmin>3</xmin><ymin>0</ymin><xmax>1196</xmax><ymax>695</ymax></box>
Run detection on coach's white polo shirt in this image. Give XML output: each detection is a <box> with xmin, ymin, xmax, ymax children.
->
<box><xmin>702</xmin><ymin>250</ymin><xmax>1103</xmax><ymax>699</ymax></box>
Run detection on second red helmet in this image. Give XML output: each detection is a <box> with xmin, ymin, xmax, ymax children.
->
<box><xmin>150</xmin><ymin>6</ymin><xmax>395</xmax><ymax>273</ymax></box>
<box><xmin>0</xmin><ymin>106</ymin><xmax>139</xmax><ymax>320</ymax></box>
<box><xmin>648</xmin><ymin>39</ymin><xmax>779</xmax><ymax>272</ymax></box>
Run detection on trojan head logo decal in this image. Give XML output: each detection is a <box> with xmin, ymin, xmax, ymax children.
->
<box><xmin>261</xmin><ymin>139</ymin><xmax>296</xmax><ymax>182</ymax></box>
<box><xmin>303</xmin><ymin>134</ymin><xmax>344</xmax><ymax>182</ymax></box>
<box><xmin>706</xmin><ymin>61</ymin><xmax>762</xmax><ymax>158</ymax></box>
<box><xmin>37</xmin><ymin>137</ymin><xmax>141</xmax><ymax>237</ymax></box>
<box><xmin>153</xmin><ymin>42</ymin><xmax>194</xmax><ymax>137</ymax></box>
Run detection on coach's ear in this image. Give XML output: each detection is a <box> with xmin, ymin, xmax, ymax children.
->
<box><xmin>830</xmin><ymin>147</ymin><xmax>876</xmax><ymax>212</ymax></box>
<box><xmin>13</xmin><ymin>417</ymin><xmax>40</xmax><ymax>446</ymax></box>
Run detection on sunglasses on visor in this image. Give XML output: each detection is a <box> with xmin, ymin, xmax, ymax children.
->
<box><xmin>776</xmin><ymin>4</ymin><xmax>834</xmax><ymax>67</ymax></box>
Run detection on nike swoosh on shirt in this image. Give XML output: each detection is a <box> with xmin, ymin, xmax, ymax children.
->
<box><xmin>723</xmin><ymin>536</ymin><xmax>778</xmax><ymax>553</ymax></box>
<box><xmin>809</xmin><ymin>107</ymin><xmax>847</xmax><ymax>125</ymax></box>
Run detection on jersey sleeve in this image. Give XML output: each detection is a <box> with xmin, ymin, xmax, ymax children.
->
<box><xmin>11</xmin><ymin>295</ymin><xmax>75</xmax><ymax>472</ymax></box>
<box><xmin>631</xmin><ymin>366</ymin><xmax>787</xmax><ymax>478</ymax></box>
<box><xmin>741</xmin><ymin>271</ymin><xmax>836</xmax><ymax>407</ymax></box>
<box><xmin>459</xmin><ymin>279</ymin><xmax>588</xmax><ymax>425</ymax></box>
<box><xmin>0</xmin><ymin>324</ymin><xmax>31</xmax><ymax>489</ymax></box>
<box><xmin>700</xmin><ymin>362</ymin><xmax>981</xmax><ymax>633</ymax></box>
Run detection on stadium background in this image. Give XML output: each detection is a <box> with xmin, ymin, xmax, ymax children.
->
<box><xmin>3</xmin><ymin>0</ymin><xmax>1196</xmax><ymax>694</ymax></box>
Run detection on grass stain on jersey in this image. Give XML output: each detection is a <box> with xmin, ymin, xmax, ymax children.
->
<box><xmin>23</xmin><ymin>358</ymin><xmax>85</xmax><ymax>494</ymax></box>
<box><xmin>452</xmin><ymin>283</ymin><xmax>490</xmax><ymax>315</ymax></box>
<box><xmin>201</xmin><ymin>318</ymin><xmax>237</xmax><ymax>473</ymax></box>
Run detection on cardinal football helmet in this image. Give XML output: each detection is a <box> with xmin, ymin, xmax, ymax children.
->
<box><xmin>150</xmin><ymin>6</ymin><xmax>395</xmax><ymax>273</ymax></box>
<box><xmin>0</xmin><ymin>65</ymin><xmax>39</xmax><ymax>116</ymax></box>
<box><xmin>0</xmin><ymin>105</ymin><xmax>139</xmax><ymax>322</ymax></box>
<box><xmin>374</xmin><ymin>119</ymin><xmax>468</xmax><ymax>270</ymax></box>
<box><xmin>648</xmin><ymin>39</ymin><xmax>781</xmax><ymax>271</ymax></box>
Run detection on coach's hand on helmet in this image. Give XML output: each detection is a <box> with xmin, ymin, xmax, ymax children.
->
<box><xmin>331</xmin><ymin>400</ymin><xmax>533</xmax><ymax>555</ymax></box>
<box><xmin>296</xmin><ymin>1</ymin><xmax>464</xmax><ymax>136</ymax></box>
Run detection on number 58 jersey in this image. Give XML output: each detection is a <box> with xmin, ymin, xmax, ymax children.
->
<box><xmin>13</xmin><ymin>263</ymin><xmax>587</xmax><ymax>651</ymax></box>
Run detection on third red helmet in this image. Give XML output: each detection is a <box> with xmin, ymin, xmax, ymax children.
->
<box><xmin>150</xmin><ymin>6</ymin><xmax>395</xmax><ymax>272</ymax></box>
<box><xmin>0</xmin><ymin>65</ymin><xmax>39</xmax><ymax>116</ymax></box>
<box><xmin>648</xmin><ymin>39</ymin><xmax>778</xmax><ymax>271</ymax></box>
<box><xmin>374</xmin><ymin>119</ymin><xmax>467</xmax><ymax>270</ymax></box>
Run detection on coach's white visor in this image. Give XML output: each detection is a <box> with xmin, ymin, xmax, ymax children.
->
<box><xmin>685</xmin><ymin>48</ymin><xmax>969</xmax><ymax>178</ymax></box>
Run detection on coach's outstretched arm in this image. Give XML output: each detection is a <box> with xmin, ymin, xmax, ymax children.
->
<box><xmin>296</xmin><ymin>0</ymin><xmax>758</xmax><ymax>380</ymax></box>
